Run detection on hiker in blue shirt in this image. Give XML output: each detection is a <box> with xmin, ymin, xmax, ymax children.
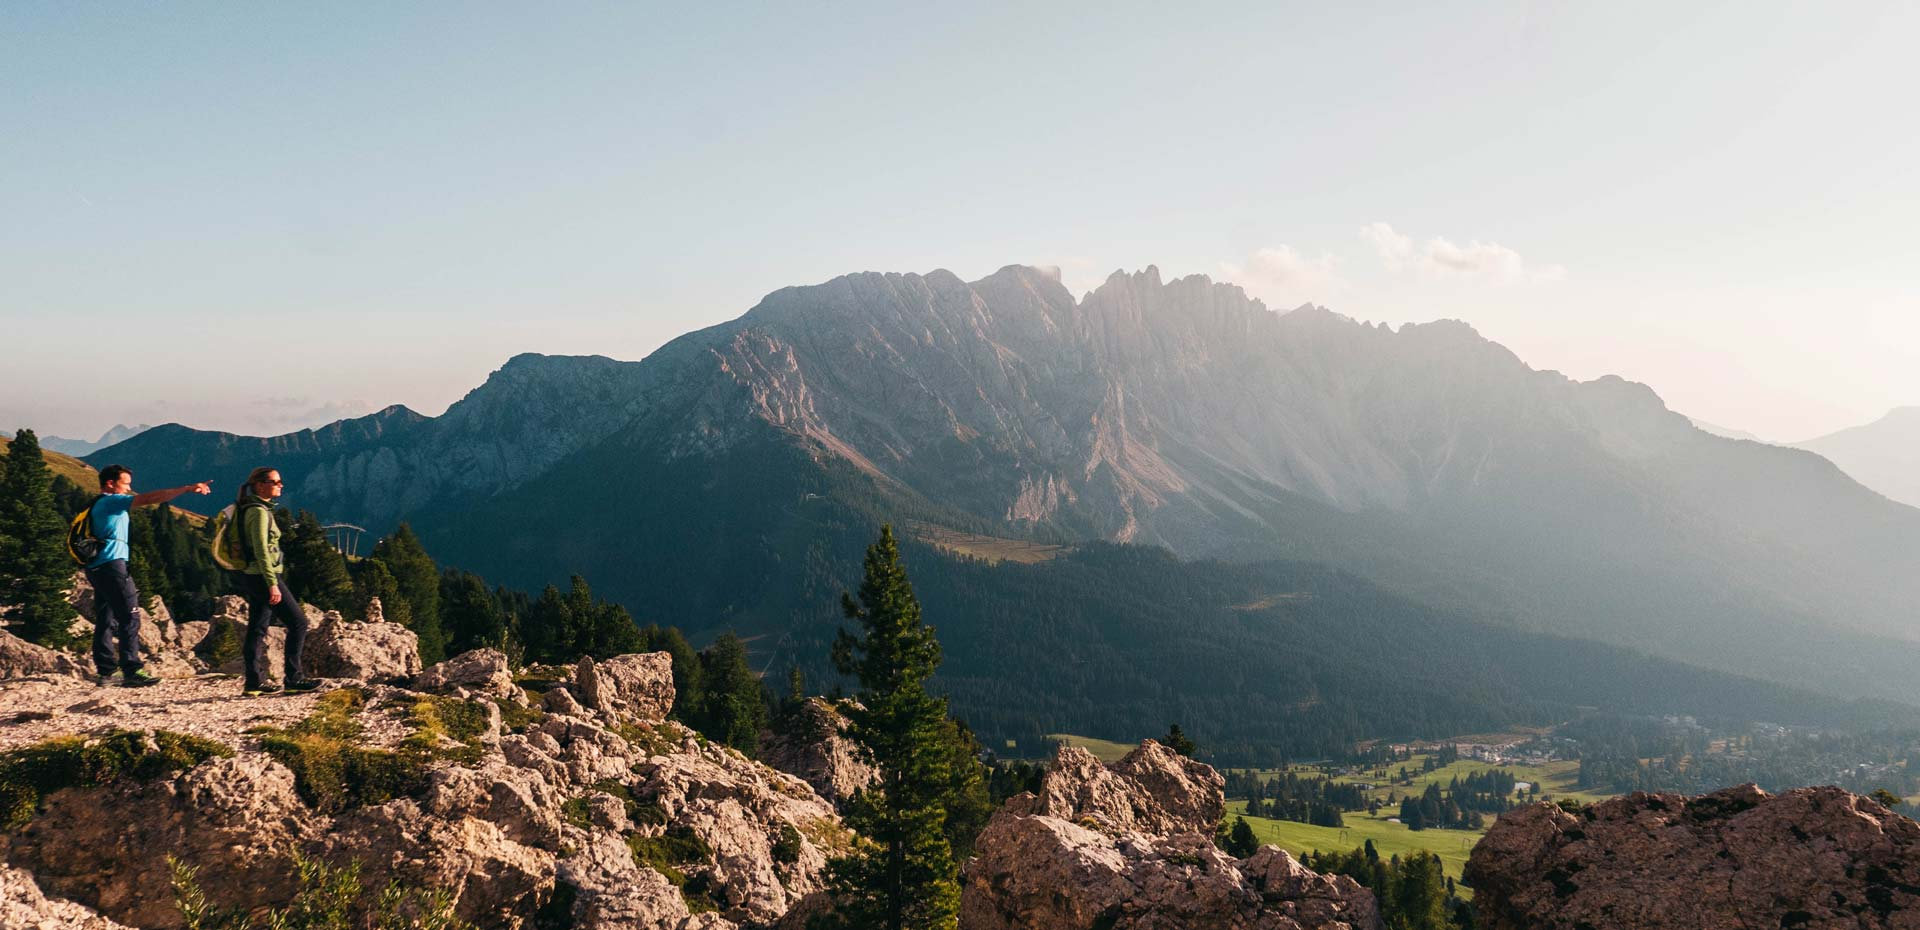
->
<box><xmin>85</xmin><ymin>464</ymin><xmax>211</xmax><ymax>686</ymax></box>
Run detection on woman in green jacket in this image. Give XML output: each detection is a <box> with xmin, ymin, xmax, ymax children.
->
<box><xmin>234</xmin><ymin>467</ymin><xmax>319</xmax><ymax>696</ymax></box>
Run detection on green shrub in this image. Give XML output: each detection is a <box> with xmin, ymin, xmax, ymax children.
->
<box><xmin>170</xmin><ymin>850</ymin><xmax>466</xmax><ymax>930</ymax></box>
<box><xmin>772</xmin><ymin>822</ymin><xmax>803</xmax><ymax>864</ymax></box>
<box><xmin>495</xmin><ymin>698</ymin><xmax>545</xmax><ymax>735</ymax></box>
<box><xmin>1</xmin><ymin>729</ymin><xmax>231</xmax><ymax>830</ymax></box>
<box><xmin>253</xmin><ymin>693</ymin><xmax>431</xmax><ymax>813</ymax></box>
<box><xmin>402</xmin><ymin>695</ymin><xmax>490</xmax><ymax>764</ymax></box>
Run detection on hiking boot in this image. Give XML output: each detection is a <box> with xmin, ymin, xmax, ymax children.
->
<box><xmin>284</xmin><ymin>678</ymin><xmax>322</xmax><ymax>694</ymax></box>
<box><xmin>120</xmin><ymin>669</ymin><xmax>162</xmax><ymax>688</ymax></box>
<box><xmin>93</xmin><ymin>670</ymin><xmax>119</xmax><ymax>686</ymax></box>
<box><xmin>244</xmin><ymin>682</ymin><xmax>284</xmax><ymax>697</ymax></box>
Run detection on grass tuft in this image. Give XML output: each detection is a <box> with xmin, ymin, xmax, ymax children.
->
<box><xmin>1</xmin><ymin>729</ymin><xmax>231</xmax><ymax>831</ymax></box>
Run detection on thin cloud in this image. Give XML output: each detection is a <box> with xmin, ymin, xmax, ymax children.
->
<box><xmin>1362</xmin><ymin>222</ymin><xmax>1563</xmax><ymax>283</ymax></box>
<box><xmin>1219</xmin><ymin>245</ymin><xmax>1344</xmax><ymax>309</ymax></box>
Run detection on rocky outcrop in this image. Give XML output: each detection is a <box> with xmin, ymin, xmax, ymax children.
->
<box><xmin>0</xmin><ymin>649</ymin><xmax>844</xmax><ymax>930</ymax></box>
<box><xmin>963</xmin><ymin>740</ymin><xmax>1382</xmax><ymax>930</ymax></box>
<box><xmin>759</xmin><ymin>698</ymin><xmax>876</xmax><ymax>807</ymax></box>
<box><xmin>575</xmin><ymin>653</ymin><xmax>676</xmax><ymax>723</ymax></box>
<box><xmin>1013</xmin><ymin>740</ymin><xmax>1225</xmax><ymax>835</ymax></box>
<box><xmin>305</xmin><ymin>614</ymin><xmax>421</xmax><ymax>683</ymax></box>
<box><xmin>418</xmin><ymin>647</ymin><xmax>518</xmax><ymax>700</ymax></box>
<box><xmin>0</xmin><ymin>628</ymin><xmax>86</xmax><ymax>680</ymax></box>
<box><xmin>1465</xmin><ymin>785</ymin><xmax>1920</xmax><ymax>930</ymax></box>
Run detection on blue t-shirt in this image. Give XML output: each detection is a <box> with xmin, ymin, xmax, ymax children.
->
<box><xmin>86</xmin><ymin>493</ymin><xmax>133</xmax><ymax>568</ymax></box>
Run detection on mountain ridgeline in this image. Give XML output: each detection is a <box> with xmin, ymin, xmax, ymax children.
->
<box><xmin>91</xmin><ymin>264</ymin><xmax>1920</xmax><ymax>715</ymax></box>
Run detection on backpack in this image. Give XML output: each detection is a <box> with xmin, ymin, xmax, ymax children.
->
<box><xmin>66</xmin><ymin>498</ymin><xmax>103</xmax><ymax>566</ymax></box>
<box><xmin>209</xmin><ymin>501</ymin><xmax>263</xmax><ymax>571</ymax></box>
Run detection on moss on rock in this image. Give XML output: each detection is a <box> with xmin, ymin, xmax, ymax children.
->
<box><xmin>0</xmin><ymin>729</ymin><xmax>232</xmax><ymax>830</ymax></box>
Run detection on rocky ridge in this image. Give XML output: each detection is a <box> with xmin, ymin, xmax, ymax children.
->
<box><xmin>962</xmin><ymin>740</ymin><xmax>1383</xmax><ymax>930</ymax></box>
<box><xmin>0</xmin><ymin>625</ymin><xmax>845</xmax><ymax>930</ymax></box>
<box><xmin>1466</xmin><ymin>784</ymin><xmax>1920</xmax><ymax>930</ymax></box>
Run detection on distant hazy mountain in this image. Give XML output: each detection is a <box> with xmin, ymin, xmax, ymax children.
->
<box><xmin>35</xmin><ymin>423</ymin><xmax>152</xmax><ymax>457</ymax></box>
<box><xmin>1686</xmin><ymin>417</ymin><xmax>1764</xmax><ymax>443</ymax></box>
<box><xmin>1792</xmin><ymin>407</ymin><xmax>1920</xmax><ymax>510</ymax></box>
<box><xmin>92</xmin><ymin>265</ymin><xmax>1920</xmax><ymax>706</ymax></box>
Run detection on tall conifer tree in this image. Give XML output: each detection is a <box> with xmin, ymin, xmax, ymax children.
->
<box><xmin>822</xmin><ymin>525</ymin><xmax>961</xmax><ymax>930</ymax></box>
<box><xmin>371</xmin><ymin>523</ymin><xmax>446</xmax><ymax>664</ymax></box>
<box><xmin>0</xmin><ymin>430</ymin><xmax>79</xmax><ymax>646</ymax></box>
<box><xmin>283</xmin><ymin>510</ymin><xmax>353</xmax><ymax>611</ymax></box>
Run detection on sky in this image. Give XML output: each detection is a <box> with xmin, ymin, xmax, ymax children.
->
<box><xmin>3</xmin><ymin>1</ymin><xmax>1915</xmax><ymax>443</ymax></box>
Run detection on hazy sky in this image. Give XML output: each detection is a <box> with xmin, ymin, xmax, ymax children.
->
<box><xmin>3</xmin><ymin>1</ymin><xmax>1915</xmax><ymax>443</ymax></box>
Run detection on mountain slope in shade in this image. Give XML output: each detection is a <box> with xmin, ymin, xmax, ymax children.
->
<box><xmin>92</xmin><ymin>265</ymin><xmax>1920</xmax><ymax>706</ymax></box>
<box><xmin>1686</xmin><ymin>417</ymin><xmax>1764</xmax><ymax>442</ymax></box>
<box><xmin>1791</xmin><ymin>407</ymin><xmax>1920</xmax><ymax>510</ymax></box>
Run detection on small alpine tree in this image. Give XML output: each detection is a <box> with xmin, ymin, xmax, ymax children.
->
<box><xmin>371</xmin><ymin>524</ymin><xmax>446</xmax><ymax>664</ymax></box>
<box><xmin>821</xmin><ymin>525</ymin><xmax>961</xmax><ymax>930</ymax></box>
<box><xmin>1225</xmin><ymin>816</ymin><xmax>1260</xmax><ymax>857</ymax></box>
<box><xmin>1162</xmin><ymin>723</ymin><xmax>1197</xmax><ymax>757</ymax></box>
<box><xmin>0</xmin><ymin>430</ymin><xmax>79</xmax><ymax>647</ymax></box>
<box><xmin>282</xmin><ymin>510</ymin><xmax>354</xmax><ymax>612</ymax></box>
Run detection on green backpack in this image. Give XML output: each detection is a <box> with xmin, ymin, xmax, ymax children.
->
<box><xmin>209</xmin><ymin>501</ymin><xmax>263</xmax><ymax>571</ymax></box>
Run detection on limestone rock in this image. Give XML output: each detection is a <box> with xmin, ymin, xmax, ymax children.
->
<box><xmin>419</xmin><ymin>648</ymin><xmax>518</xmax><ymax>700</ymax></box>
<box><xmin>1465</xmin><ymin>784</ymin><xmax>1920</xmax><ymax>930</ymax></box>
<box><xmin>304</xmin><ymin>615</ymin><xmax>421</xmax><ymax>682</ymax></box>
<box><xmin>575</xmin><ymin>652</ymin><xmax>674</xmax><ymax>725</ymax></box>
<box><xmin>0</xmin><ymin>754</ymin><xmax>315</xmax><ymax>930</ymax></box>
<box><xmin>962</xmin><ymin>740</ymin><xmax>1379</xmax><ymax>930</ymax></box>
<box><xmin>760</xmin><ymin>698</ymin><xmax>876</xmax><ymax>807</ymax></box>
<box><xmin>0</xmin><ymin>864</ymin><xmax>137</xmax><ymax>930</ymax></box>
<box><xmin>136</xmin><ymin>596</ymin><xmax>201</xmax><ymax>678</ymax></box>
<box><xmin>1018</xmin><ymin>740</ymin><xmax>1223</xmax><ymax>835</ymax></box>
<box><xmin>557</xmin><ymin>832</ymin><xmax>695</xmax><ymax>930</ymax></box>
<box><xmin>0</xmin><ymin>628</ymin><xmax>86</xmax><ymax>679</ymax></box>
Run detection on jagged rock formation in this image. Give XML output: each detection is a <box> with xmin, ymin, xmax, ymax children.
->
<box><xmin>0</xmin><ymin>628</ymin><xmax>85</xmax><ymax>681</ymax></box>
<box><xmin>1465</xmin><ymin>785</ymin><xmax>1920</xmax><ymax>930</ymax></box>
<box><xmin>759</xmin><ymin>698</ymin><xmax>876</xmax><ymax>807</ymax></box>
<box><xmin>305</xmin><ymin>612</ymin><xmax>423</xmax><ymax>682</ymax></box>
<box><xmin>0</xmin><ymin>649</ymin><xmax>844</xmax><ymax>929</ymax></box>
<box><xmin>963</xmin><ymin>740</ymin><xmax>1382</xmax><ymax>930</ymax></box>
<box><xmin>84</xmin><ymin>265</ymin><xmax>1920</xmax><ymax>707</ymax></box>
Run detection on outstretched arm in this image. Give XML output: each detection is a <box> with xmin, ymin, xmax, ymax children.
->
<box><xmin>131</xmin><ymin>481</ymin><xmax>211</xmax><ymax>508</ymax></box>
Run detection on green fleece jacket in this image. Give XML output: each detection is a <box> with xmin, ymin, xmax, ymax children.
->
<box><xmin>240</xmin><ymin>494</ymin><xmax>284</xmax><ymax>588</ymax></box>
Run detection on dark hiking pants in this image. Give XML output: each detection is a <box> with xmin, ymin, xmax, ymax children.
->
<box><xmin>239</xmin><ymin>574</ymin><xmax>308</xmax><ymax>688</ymax></box>
<box><xmin>83</xmin><ymin>559</ymin><xmax>144</xmax><ymax>676</ymax></box>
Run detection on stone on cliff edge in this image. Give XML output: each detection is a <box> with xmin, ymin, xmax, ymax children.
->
<box><xmin>574</xmin><ymin>652</ymin><xmax>674</xmax><ymax>725</ymax></box>
<box><xmin>305</xmin><ymin>614</ymin><xmax>422</xmax><ymax>683</ymax></box>
<box><xmin>418</xmin><ymin>648</ymin><xmax>518</xmax><ymax>700</ymax></box>
<box><xmin>0</xmin><ymin>864</ymin><xmax>136</xmax><ymax>930</ymax></box>
<box><xmin>1465</xmin><ymin>784</ymin><xmax>1920</xmax><ymax>930</ymax></box>
<box><xmin>962</xmin><ymin>740</ymin><xmax>1381</xmax><ymax>930</ymax></box>
<box><xmin>759</xmin><ymin>698</ymin><xmax>876</xmax><ymax>808</ymax></box>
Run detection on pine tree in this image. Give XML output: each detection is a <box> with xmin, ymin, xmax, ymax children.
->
<box><xmin>821</xmin><ymin>525</ymin><xmax>962</xmax><ymax>930</ymax></box>
<box><xmin>0</xmin><ymin>430</ymin><xmax>79</xmax><ymax>646</ymax></box>
<box><xmin>371</xmin><ymin>524</ymin><xmax>445</xmax><ymax>664</ymax></box>
<box><xmin>588</xmin><ymin>600</ymin><xmax>644</xmax><ymax>659</ymax></box>
<box><xmin>349</xmin><ymin>559</ymin><xmax>412</xmax><ymax>629</ymax></box>
<box><xmin>1226</xmin><ymin>816</ymin><xmax>1260</xmax><ymax>857</ymax></box>
<box><xmin>522</xmin><ymin>584</ymin><xmax>570</xmax><ymax>665</ymax></box>
<box><xmin>283</xmin><ymin>510</ymin><xmax>354</xmax><ymax>611</ymax></box>
<box><xmin>1162</xmin><ymin>723</ymin><xmax>1197</xmax><ymax>757</ymax></box>
<box><xmin>440</xmin><ymin>569</ymin><xmax>508</xmax><ymax>656</ymax></box>
<box><xmin>695</xmin><ymin>632</ymin><xmax>767</xmax><ymax>753</ymax></box>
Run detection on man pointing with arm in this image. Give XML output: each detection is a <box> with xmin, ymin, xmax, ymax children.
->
<box><xmin>85</xmin><ymin>464</ymin><xmax>211</xmax><ymax>686</ymax></box>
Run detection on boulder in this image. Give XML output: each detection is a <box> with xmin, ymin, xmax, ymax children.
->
<box><xmin>135</xmin><ymin>596</ymin><xmax>201</xmax><ymax>678</ymax></box>
<box><xmin>760</xmin><ymin>698</ymin><xmax>876</xmax><ymax>808</ymax></box>
<box><xmin>193</xmin><ymin>596</ymin><xmax>253</xmax><ymax>672</ymax></box>
<box><xmin>0</xmin><ymin>628</ymin><xmax>86</xmax><ymax>679</ymax></box>
<box><xmin>304</xmin><ymin>615</ymin><xmax>421</xmax><ymax>683</ymax></box>
<box><xmin>1015</xmin><ymin>740</ymin><xmax>1223</xmax><ymax>835</ymax></box>
<box><xmin>575</xmin><ymin>653</ymin><xmax>674</xmax><ymax>725</ymax></box>
<box><xmin>419</xmin><ymin>648</ymin><xmax>518</xmax><ymax>700</ymax></box>
<box><xmin>962</xmin><ymin>740</ymin><xmax>1380</xmax><ymax>930</ymax></box>
<box><xmin>1465</xmin><ymin>784</ymin><xmax>1920</xmax><ymax>930</ymax></box>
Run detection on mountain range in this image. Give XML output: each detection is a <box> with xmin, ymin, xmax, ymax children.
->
<box><xmin>1790</xmin><ymin>407</ymin><xmax>1920</xmax><ymax>510</ymax></box>
<box><xmin>89</xmin><ymin>264</ymin><xmax>1920</xmax><ymax>711</ymax></box>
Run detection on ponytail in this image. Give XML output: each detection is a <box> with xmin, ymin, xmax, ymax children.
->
<box><xmin>237</xmin><ymin>466</ymin><xmax>277</xmax><ymax>508</ymax></box>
